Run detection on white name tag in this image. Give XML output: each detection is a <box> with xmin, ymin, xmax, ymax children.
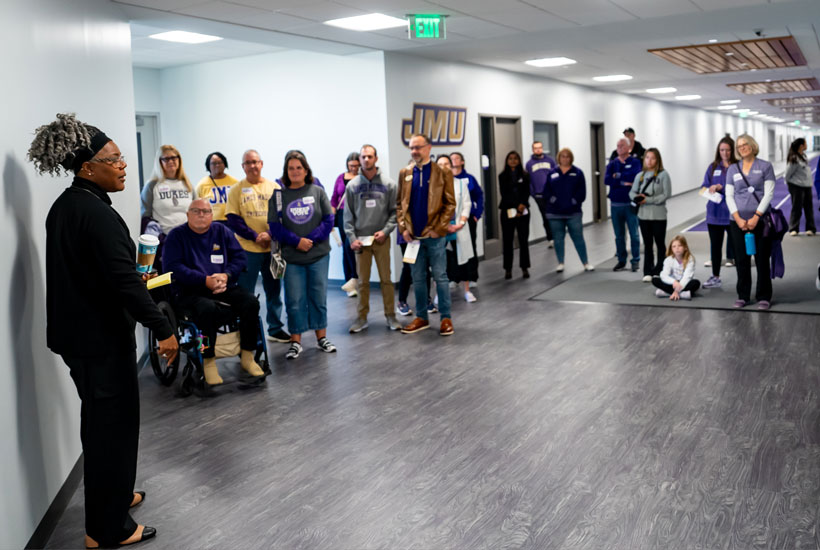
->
<box><xmin>242</xmin><ymin>187</ymin><xmax>253</xmax><ymax>194</ymax></box>
<box><xmin>714</xmin><ymin>169</ymin><xmax>722</xmax><ymax>176</ymax></box>
<box><xmin>753</xmin><ymin>169</ymin><xmax>762</xmax><ymax>174</ymax></box>
<box><xmin>747</xmin><ymin>187</ymin><xmax>755</xmax><ymax>194</ymax></box>
<box><xmin>365</xmin><ymin>199</ymin><xmax>376</xmax><ymax>208</ymax></box>
<box><xmin>569</xmin><ymin>173</ymin><xmax>577</xmax><ymax>177</ymax></box>
<box><xmin>211</xmin><ymin>254</ymin><xmax>224</xmax><ymax>264</ymax></box>
<box><xmin>733</xmin><ymin>173</ymin><xmax>743</xmax><ymax>182</ymax></box>
<box><xmin>403</xmin><ymin>241</ymin><xmax>420</xmax><ymax>264</ymax></box>
<box><xmin>157</xmin><ymin>185</ymin><xmax>170</xmax><ymax>193</ymax></box>
<box><xmin>303</xmin><ymin>196</ymin><xmax>315</xmax><ymax>204</ymax></box>
<box><xmin>550</xmin><ymin>172</ymin><xmax>559</xmax><ymax>179</ymax></box>
<box><xmin>625</xmin><ymin>165</ymin><xmax>631</xmax><ymax>169</ymax></box>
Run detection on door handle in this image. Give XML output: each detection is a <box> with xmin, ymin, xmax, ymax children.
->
<box><xmin>594</xmin><ymin>171</ymin><xmax>600</xmax><ymax>176</ymax></box>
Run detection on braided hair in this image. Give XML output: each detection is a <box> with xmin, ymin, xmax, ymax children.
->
<box><xmin>28</xmin><ymin>113</ymin><xmax>106</xmax><ymax>176</ymax></box>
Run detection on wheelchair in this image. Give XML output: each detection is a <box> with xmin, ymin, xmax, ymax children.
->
<box><xmin>148</xmin><ymin>288</ymin><xmax>270</xmax><ymax>397</ymax></box>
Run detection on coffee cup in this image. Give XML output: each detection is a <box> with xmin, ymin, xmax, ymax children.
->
<box><xmin>137</xmin><ymin>234</ymin><xmax>160</xmax><ymax>273</ymax></box>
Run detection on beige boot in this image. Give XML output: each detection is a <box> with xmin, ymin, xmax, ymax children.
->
<box><xmin>240</xmin><ymin>350</ymin><xmax>264</xmax><ymax>376</ymax></box>
<box><xmin>202</xmin><ymin>357</ymin><xmax>223</xmax><ymax>385</ymax></box>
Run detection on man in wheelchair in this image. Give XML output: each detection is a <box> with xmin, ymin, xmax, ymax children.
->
<box><xmin>164</xmin><ymin>199</ymin><xmax>266</xmax><ymax>385</ymax></box>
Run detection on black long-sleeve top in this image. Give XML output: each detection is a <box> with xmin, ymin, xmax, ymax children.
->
<box><xmin>46</xmin><ymin>177</ymin><xmax>173</xmax><ymax>356</ymax></box>
<box><xmin>498</xmin><ymin>168</ymin><xmax>531</xmax><ymax>210</ymax></box>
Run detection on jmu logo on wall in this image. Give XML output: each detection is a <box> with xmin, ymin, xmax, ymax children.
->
<box><xmin>401</xmin><ymin>103</ymin><xmax>466</xmax><ymax>147</ymax></box>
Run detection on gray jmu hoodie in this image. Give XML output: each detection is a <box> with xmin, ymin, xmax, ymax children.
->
<box><xmin>343</xmin><ymin>169</ymin><xmax>398</xmax><ymax>242</ymax></box>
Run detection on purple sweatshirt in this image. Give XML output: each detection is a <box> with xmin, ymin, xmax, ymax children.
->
<box><xmin>525</xmin><ymin>154</ymin><xmax>557</xmax><ymax>197</ymax></box>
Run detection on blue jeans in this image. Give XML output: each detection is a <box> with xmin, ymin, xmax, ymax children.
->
<box><xmin>411</xmin><ymin>237</ymin><xmax>451</xmax><ymax>320</ymax></box>
<box><xmin>610</xmin><ymin>204</ymin><xmax>640</xmax><ymax>265</ymax></box>
<box><xmin>237</xmin><ymin>250</ymin><xmax>283</xmax><ymax>335</ymax></box>
<box><xmin>548</xmin><ymin>215</ymin><xmax>588</xmax><ymax>264</ymax></box>
<box><xmin>283</xmin><ymin>254</ymin><xmax>329</xmax><ymax>335</ymax></box>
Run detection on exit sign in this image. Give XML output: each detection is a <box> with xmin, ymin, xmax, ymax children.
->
<box><xmin>408</xmin><ymin>14</ymin><xmax>446</xmax><ymax>40</ymax></box>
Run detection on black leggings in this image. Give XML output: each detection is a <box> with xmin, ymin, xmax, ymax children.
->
<box><xmin>638</xmin><ymin>219</ymin><xmax>667</xmax><ymax>276</ymax></box>
<box><xmin>652</xmin><ymin>278</ymin><xmax>701</xmax><ymax>294</ymax></box>
<box><xmin>706</xmin><ymin>224</ymin><xmax>734</xmax><ymax>277</ymax></box>
<box><xmin>788</xmin><ymin>183</ymin><xmax>816</xmax><ymax>232</ymax></box>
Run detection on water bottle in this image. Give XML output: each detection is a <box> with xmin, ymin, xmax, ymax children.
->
<box><xmin>744</xmin><ymin>232</ymin><xmax>756</xmax><ymax>256</ymax></box>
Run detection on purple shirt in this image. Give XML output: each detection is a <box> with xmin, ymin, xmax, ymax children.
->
<box><xmin>525</xmin><ymin>154</ymin><xmax>557</xmax><ymax>197</ymax></box>
<box><xmin>701</xmin><ymin>163</ymin><xmax>731</xmax><ymax>226</ymax></box>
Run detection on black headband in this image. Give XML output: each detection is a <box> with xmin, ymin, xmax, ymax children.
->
<box><xmin>61</xmin><ymin>128</ymin><xmax>111</xmax><ymax>173</ymax></box>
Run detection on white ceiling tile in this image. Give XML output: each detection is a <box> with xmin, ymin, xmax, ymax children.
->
<box><xmin>115</xmin><ymin>0</ymin><xmax>211</xmax><ymax>10</ymax></box>
<box><xmin>278</xmin><ymin>1</ymin><xmax>366</xmax><ymax>20</ymax></box>
<box><xmin>609</xmin><ymin>0</ymin><xmax>702</xmax><ymax>19</ymax></box>
<box><xmin>689</xmin><ymin>0</ymin><xmax>769</xmax><ymax>9</ymax></box>
<box><xmin>474</xmin><ymin>5</ymin><xmax>577</xmax><ymax>32</ymax></box>
<box><xmin>174</xmin><ymin>2</ymin><xmax>271</xmax><ymax>19</ymax></box>
<box><xmin>526</xmin><ymin>0</ymin><xmax>637</xmax><ymax>25</ymax></box>
<box><xmin>431</xmin><ymin>0</ymin><xmax>522</xmax><ymax>15</ymax></box>
<box><xmin>228</xmin><ymin>0</ymin><xmax>327</xmax><ymax>9</ymax></box>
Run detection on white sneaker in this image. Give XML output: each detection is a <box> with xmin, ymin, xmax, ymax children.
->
<box><xmin>679</xmin><ymin>290</ymin><xmax>692</xmax><ymax>300</ymax></box>
<box><xmin>655</xmin><ymin>288</ymin><xmax>669</xmax><ymax>297</ymax></box>
<box><xmin>346</xmin><ymin>289</ymin><xmax>357</xmax><ymax>298</ymax></box>
<box><xmin>584</xmin><ymin>264</ymin><xmax>595</xmax><ymax>271</ymax></box>
<box><xmin>806</xmin><ymin>230</ymin><xmax>815</xmax><ymax>236</ymax></box>
<box><xmin>548</xmin><ymin>240</ymin><xmax>554</xmax><ymax>249</ymax></box>
<box><xmin>642</xmin><ymin>275</ymin><xmax>652</xmax><ymax>283</ymax></box>
<box><xmin>341</xmin><ymin>278</ymin><xmax>358</xmax><ymax>292</ymax></box>
<box><xmin>724</xmin><ymin>259</ymin><xmax>735</xmax><ymax>267</ymax></box>
<box><xmin>556</xmin><ymin>263</ymin><xmax>565</xmax><ymax>273</ymax></box>
<box><xmin>789</xmin><ymin>230</ymin><xmax>798</xmax><ymax>236</ymax></box>
<box><xmin>469</xmin><ymin>281</ymin><xmax>478</xmax><ymax>288</ymax></box>
<box><xmin>464</xmin><ymin>291</ymin><xmax>477</xmax><ymax>303</ymax></box>
<box><xmin>704</xmin><ymin>260</ymin><xmax>712</xmax><ymax>267</ymax></box>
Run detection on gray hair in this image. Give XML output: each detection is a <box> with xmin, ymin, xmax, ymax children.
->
<box><xmin>28</xmin><ymin>113</ymin><xmax>97</xmax><ymax>176</ymax></box>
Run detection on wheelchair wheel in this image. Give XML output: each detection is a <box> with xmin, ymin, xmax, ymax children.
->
<box><xmin>149</xmin><ymin>301</ymin><xmax>180</xmax><ymax>386</ymax></box>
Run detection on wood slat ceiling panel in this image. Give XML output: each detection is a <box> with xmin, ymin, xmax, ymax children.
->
<box><xmin>727</xmin><ymin>78</ymin><xmax>820</xmax><ymax>95</ymax></box>
<box><xmin>762</xmin><ymin>96</ymin><xmax>820</xmax><ymax>107</ymax></box>
<box><xmin>649</xmin><ymin>36</ymin><xmax>806</xmax><ymax>74</ymax></box>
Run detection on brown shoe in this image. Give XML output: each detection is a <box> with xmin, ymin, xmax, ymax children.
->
<box><xmin>440</xmin><ymin>318</ymin><xmax>454</xmax><ymax>336</ymax></box>
<box><xmin>401</xmin><ymin>317</ymin><xmax>430</xmax><ymax>334</ymax></box>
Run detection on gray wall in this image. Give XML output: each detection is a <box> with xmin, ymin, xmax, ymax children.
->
<box><xmin>0</xmin><ymin>0</ymin><xmax>142</xmax><ymax>547</ymax></box>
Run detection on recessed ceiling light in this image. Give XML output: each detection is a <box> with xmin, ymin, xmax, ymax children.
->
<box><xmin>324</xmin><ymin>13</ymin><xmax>407</xmax><ymax>31</ymax></box>
<box><xmin>646</xmin><ymin>87</ymin><xmax>677</xmax><ymax>94</ymax></box>
<box><xmin>746</xmin><ymin>111</ymin><xmax>759</xmax><ymax>115</ymax></box>
<box><xmin>717</xmin><ymin>105</ymin><xmax>736</xmax><ymax>110</ymax></box>
<box><xmin>765</xmin><ymin>79</ymin><xmax>772</xmax><ymax>82</ymax></box>
<box><xmin>525</xmin><ymin>57</ymin><xmax>577</xmax><ymax>68</ymax></box>
<box><xmin>675</xmin><ymin>95</ymin><xmax>701</xmax><ymax>100</ymax></box>
<box><xmin>149</xmin><ymin>30</ymin><xmax>222</xmax><ymax>44</ymax></box>
<box><xmin>733</xmin><ymin>108</ymin><xmax>751</xmax><ymax>113</ymax></box>
<box><xmin>593</xmin><ymin>74</ymin><xmax>632</xmax><ymax>82</ymax></box>
<box><xmin>725</xmin><ymin>52</ymin><xmax>734</xmax><ymax>56</ymax></box>
<box><xmin>708</xmin><ymin>39</ymin><xmax>718</xmax><ymax>43</ymax></box>
<box><xmin>720</xmin><ymin>99</ymin><xmax>741</xmax><ymax>104</ymax></box>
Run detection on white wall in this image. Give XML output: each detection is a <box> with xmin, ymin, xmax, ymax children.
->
<box><xmin>382</xmin><ymin>52</ymin><xmax>799</xmax><ymax>246</ymax></box>
<box><xmin>133</xmin><ymin>67</ymin><xmax>162</xmax><ymax>113</ymax></box>
<box><xmin>0</xmin><ymin>1</ymin><xmax>141</xmax><ymax>547</ymax></box>
<box><xmin>133</xmin><ymin>50</ymin><xmax>390</xmax><ymax>282</ymax></box>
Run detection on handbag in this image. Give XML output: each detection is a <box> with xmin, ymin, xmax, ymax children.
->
<box><xmin>268</xmin><ymin>189</ymin><xmax>287</xmax><ymax>280</ymax></box>
<box><xmin>629</xmin><ymin>173</ymin><xmax>655</xmax><ymax>215</ymax></box>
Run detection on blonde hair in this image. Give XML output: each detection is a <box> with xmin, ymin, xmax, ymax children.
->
<box><xmin>149</xmin><ymin>144</ymin><xmax>191</xmax><ymax>192</ymax></box>
<box><xmin>736</xmin><ymin>134</ymin><xmax>759</xmax><ymax>157</ymax></box>
<box><xmin>666</xmin><ymin>234</ymin><xmax>694</xmax><ymax>268</ymax></box>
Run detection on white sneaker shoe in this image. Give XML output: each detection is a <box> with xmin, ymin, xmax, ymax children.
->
<box><xmin>806</xmin><ymin>230</ymin><xmax>815</xmax><ymax>236</ymax></box>
<box><xmin>346</xmin><ymin>289</ymin><xmax>358</xmax><ymax>297</ymax></box>
<box><xmin>548</xmin><ymin>240</ymin><xmax>554</xmax><ymax>248</ymax></box>
<box><xmin>704</xmin><ymin>260</ymin><xmax>712</xmax><ymax>267</ymax></box>
<box><xmin>556</xmin><ymin>263</ymin><xmax>565</xmax><ymax>273</ymax></box>
<box><xmin>655</xmin><ymin>288</ymin><xmax>669</xmax><ymax>297</ymax></box>
<box><xmin>789</xmin><ymin>230</ymin><xmax>798</xmax><ymax>236</ymax></box>
<box><xmin>642</xmin><ymin>275</ymin><xmax>652</xmax><ymax>283</ymax></box>
<box><xmin>464</xmin><ymin>291</ymin><xmax>477</xmax><ymax>303</ymax></box>
<box><xmin>341</xmin><ymin>278</ymin><xmax>358</xmax><ymax>292</ymax></box>
<box><xmin>679</xmin><ymin>290</ymin><xmax>692</xmax><ymax>300</ymax></box>
<box><xmin>584</xmin><ymin>264</ymin><xmax>595</xmax><ymax>271</ymax></box>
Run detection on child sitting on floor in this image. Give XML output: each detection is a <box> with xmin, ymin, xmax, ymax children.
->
<box><xmin>653</xmin><ymin>235</ymin><xmax>700</xmax><ymax>301</ymax></box>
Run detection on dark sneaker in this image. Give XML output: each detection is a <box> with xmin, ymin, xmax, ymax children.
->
<box><xmin>285</xmin><ymin>342</ymin><xmax>303</xmax><ymax>360</ymax></box>
<box><xmin>401</xmin><ymin>317</ymin><xmax>430</xmax><ymax>334</ymax></box>
<box><xmin>427</xmin><ymin>300</ymin><xmax>438</xmax><ymax>314</ymax></box>
<box><xmin>631</xmin><ymin>263</ymin><xmax>640</xmax><ymax>272</ymax></box>
<box><xmin>317</xmin><ymin>337</ymin><xmax>337</xmax><ymax>352</ymax></box>
<box><xmin>613</xmin><ymin>262</ymin><xmax>626</xmax><ymax>271</ymax></box>
<box><xmin>396</xmin><ymin>302</ymin><xmax>412</xmax><ymax>316</ymax></box>
<box><xmin>267</xmin><ymin>329</ymin><xmax>291</xmax><ymax>343</ymax></box>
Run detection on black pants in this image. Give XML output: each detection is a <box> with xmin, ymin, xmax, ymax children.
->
<box><xmin>706</xmin><ymin>223</ymin><xmax>734</xmax><ymax>277</ymax></box>
<box><xmin>176</xmin><ymin>286</ymin><xmax>260</xmax><ymax>358</ymax></box>
<box><xmin>501</xmin><ymin>212</ymin><xmax>530</xmax><ymax>271</ymax></box>
<box><xmin>652</xmin><ymin>278</ymin><xmax>701</xmax><ymax>294</ymax></box>
<box><xmin>534</xmin><ymin>196</ymin><xmax>554</xmax><ymax>241</ymax></box>
<box><xmin>62</xmin><ymin>351</ymin><xmax>140</xmax><ymax>545</ymax></box>
<box><xmin>729</xmin><ymin>221</ymin><xmax>772</xmax><ymax>302</ymax></box>
<box><xmin>335</xmin><ymin>210</ymin><xmax>358</xmax><ymax>281</ymax></box>
<box><xmin>398</xmin><ymin>242</ymin><xmax>430</xmax><ymax>303</ymax></box>
<box><xmin>638</xmin><ymin>219</ymin><xmax>667</xmax><ymax>276</ymax></box>
<box><xmin>787</xmin><ymin>183</ymin><xmax>816</xmax><ymax>232</ymax></box>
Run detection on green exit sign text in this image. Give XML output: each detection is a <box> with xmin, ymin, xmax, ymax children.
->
<box><xmin>408</xmin><ymin>14</ymin><xmax>446</xmax><ymax>40</ymax></box>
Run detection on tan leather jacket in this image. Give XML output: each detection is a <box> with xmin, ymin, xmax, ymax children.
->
<box><xmin>397</xmin><ymin>161</ymin><xmax>456</xmax><ymax>239</ymax></box>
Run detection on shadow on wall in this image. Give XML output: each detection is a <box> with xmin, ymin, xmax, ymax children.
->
<box><xmin>3</xmin><ymin>153</ymin><xmax>74</xmax><ymax>533</ymax></box>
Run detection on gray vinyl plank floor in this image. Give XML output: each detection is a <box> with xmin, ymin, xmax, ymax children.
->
<box><xmin>46</xmin><ymin>190</ymin><xmax>820</xmax><ymax>549</ymax></box>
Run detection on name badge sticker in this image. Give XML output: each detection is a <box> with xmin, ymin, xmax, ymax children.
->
<box><xmin>753</xmin><ymin>169</ymin><xmax>762</xmax><ymax>174</ymax></box>
<box><xmin>303</xmin><ymin>196</ymin><xmax>315</xmax><ymax>204</ymax></box>
<box><xmin>366</xmin><ymin>199</ymin><xmax>376</xmax><ymax>208</ymax></box>
<box><xmin>551</xmin><ymin>173</ymin><xmax>559</xmax><ymax>179</ymax></box>
<box><xmin>242</xmin><ymin>187</ymin><xmax>253</xmax><ymax>194</ymax></box>
<box><xmin>747</xmin><ymin>187</ymin><xmax>755</xmax><ymax>194</ymax></box>
<box><xmin>211</xmin><ymin>254</ymin><xmax>224</xmax><ymax>264</ymax></box>
<box><xmin>733</xmin><ymin>173</ymin><xmax>743</xmax><ymax>182</ymax></box>
<box><xmin>157</xmin><ymin>185</ymin><xmax>170</xmax><ymax>194</ymax></box>
<box><xmin>714</xmin><ymin>170</ymin><xmax>722</xmax><ymax>176</ymax></box>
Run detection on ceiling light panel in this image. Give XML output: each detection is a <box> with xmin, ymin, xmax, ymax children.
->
<box><xmin>324</xmin><ymin>13</ymin><xmax>407</xmax><ymax>31</ymax></box>
<box><xmin>525</xmin><ymin>57</ymin><xmax>577</xmax><ymax>67</ymax></box>
<box><xmin>593</xmin><ymin>74</ymin><xmax>633</xmax><ymax>82</ymax></box>
<box><xmin>646</xmin><ymin>87</ymin><xmax>677</xmax><ymax>94</ymax></box>
<box><xmin>149</xmin><ymin>31</ymin><xmax>222</xmax><ymax>44</ymax></box>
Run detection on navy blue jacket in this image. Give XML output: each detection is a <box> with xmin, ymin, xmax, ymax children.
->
<box><xmin>605</xmin><ymin>157</ymin><xmax>643</xmax><ymax>204</ymax></box>
<box><xmin>544</xmin><ymin>166</ymin><xmax>586</xmax><ymax>217</ymax></box>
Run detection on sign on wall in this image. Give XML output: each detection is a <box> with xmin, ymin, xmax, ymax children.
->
<box><xmin>401</xmin><ymin>102</ymin><xmax>466</xmax><ymax>147</ymax></box>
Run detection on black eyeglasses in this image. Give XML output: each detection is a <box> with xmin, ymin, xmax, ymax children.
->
<box><xmin>160</xmin><ymin>156</ymin><xmax>180</xmax><ymax>163</ymax></box>
<box><xmin>189</xmin><ymin>208</ymin><xmax>213</xmax><ymax>215</ymax></box>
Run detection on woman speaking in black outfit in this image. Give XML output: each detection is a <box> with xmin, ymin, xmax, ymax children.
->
<box><xmin>499</xmin><ymin>150</ymin><xmax>531</xmax><ymax>279</ymax></box>
<box><xmin>28</xmin><ymin>114</ymin><xmax>178</xmax><ymax>549</ymax></box>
